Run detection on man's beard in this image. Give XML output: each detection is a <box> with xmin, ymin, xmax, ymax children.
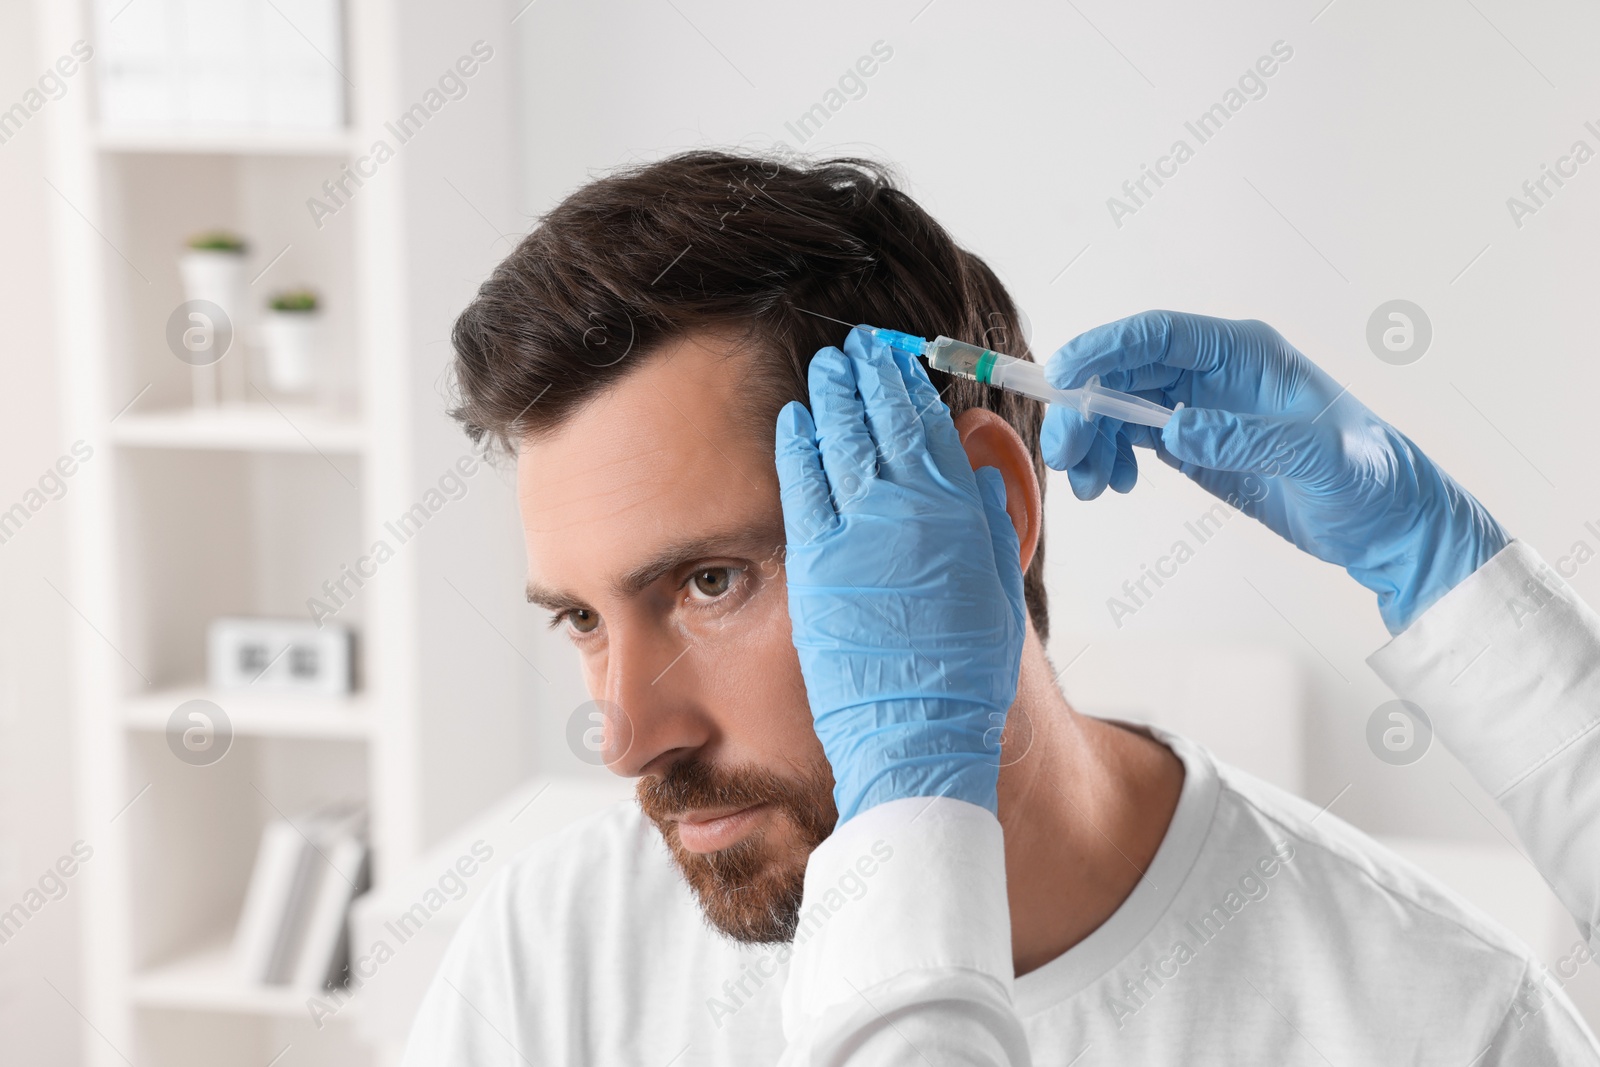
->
<box><xmin>638</xmin><ymin>757</ymin><xmax>836</xmax><ymax>944</ymax></box>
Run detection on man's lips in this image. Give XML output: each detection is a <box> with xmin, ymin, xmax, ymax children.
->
<box><xmin>672</xmin><ymin>802</ymin><xmax>771</xmax><ymax>854</ymax></box>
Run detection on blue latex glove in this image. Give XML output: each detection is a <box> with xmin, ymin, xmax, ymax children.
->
<box><xmin>775</xmin><ymin>327</ymin><xmax>1027</xmax><ymax>824</ymax></box>
<box><xmin>1041</xmin><ymin>311</ymin><xmax>1509</xmax><ymax>634</ymax></box>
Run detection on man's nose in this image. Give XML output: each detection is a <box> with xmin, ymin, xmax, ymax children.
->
<box><xmin>600</xmin><ymin>627</ymin><xmax>708</xmax><ymax>779</ymax></box>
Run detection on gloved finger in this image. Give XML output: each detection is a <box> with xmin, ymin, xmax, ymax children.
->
<box><xmin>1160</xmin><ymin>407</ymin><xmax>1324</xmax><ymax>481</ymax></box>
<box><xmin>1046</xmin><ymin>310</ymin><xmax>1227</xmax><ymax>391</ymax></box>
<box><xmin>1151</xmin><ymin>433</ymin><xmax>1183</xmax><ymax>472</ymax></box>
<box><xmin>1107</xmin><ymin>431</ymin><xmax>1140</xmax><ymax>493</ymax></box>
<box><xmin>1066</xmin><ymin>420</ymin><xmax>1120</xmax><ymax>500</ymax></box>
<box><xmin>1041</xmin><ymin>405</ymin><xmax>1097</xmax><ymax>471</ymax></box>
<box><xmin>1095</xmin><ymin>362</ymin><xmax>1186</xmax><ymax>395</ymax></box>
<box><xmin>843</xmin><ymin>326</ymin><xmax>923</xmax><ymax>481</ymax></box>
<box><xmin>1146</xmin><ymin>434</ymin><xmax>1271</xmax><ymax>521</ymax></box>
<box><xmin>975</xmin><ymin>466</ymin><xmax>1026</xmax><ymax>631</ymax></box>
<box><xmin>1116</xmin><ymin>418</ymin><xmax>1165</xmax><ymax>452</ymax></box>
<box><xmin>774</xmin><ymin>401</ymin><xmax>837</xmax><ymax>544</ymax></box>
<box><xmin>889</xmin><ymin>342</ymin><xmax>971</xmax><ymax>482</ymax></box>
<box><xmin>807</xmin><ymin>345</ymin><xmax>879</xmax><ymax>507</ymax></box>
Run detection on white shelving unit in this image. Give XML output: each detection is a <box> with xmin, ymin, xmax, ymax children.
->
<box><xmin>123</xmin><ymin>688</ymin><xmax>374</xmax><ymax>741</ymax></box>
<box><xmin>42</xmin><ymin>2</ymin><xmax>533</xmax><ymax>1064</ymax></box>
<box><xmin>111</xmin><ymin>405</ymin><xmax>367</xmax><ymax>454</ymax></box>
<box><xmin>95</xmin><ymin>127</ymin><xmax>358</xmax><ymax>157</ymax></box>
<box><xmin>131</xmin><ymin>942</ymin><xmax>317</xmax><ymax>1017</ymax></box>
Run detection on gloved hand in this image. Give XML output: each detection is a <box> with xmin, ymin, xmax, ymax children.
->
<box><xmin>775</xmin><ymin>327</ymin><xmax>1027</xmax><ymax>824</ymax></box>
<box><xmin>1040</xmin><ymin>311</ymin><xmax>1509</xmax><ymax>634</ymax></box>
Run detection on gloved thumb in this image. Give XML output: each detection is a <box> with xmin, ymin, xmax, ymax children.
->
<box><xmin>1160</xmin><ymin>407</ymin><xmax>1323</xmax><ymax>480</ymax></box>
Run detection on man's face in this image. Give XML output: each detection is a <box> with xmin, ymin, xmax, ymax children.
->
<box><xmin>519</xmin><ymin>334</ymin><xmax>837</xmax><ymax>944</ymax></box>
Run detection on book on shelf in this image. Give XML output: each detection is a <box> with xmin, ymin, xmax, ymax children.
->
<box><xmin>294</xmin><ymin>822</ymin><xmax>370</xmax><ymax>990</ymax></box>
<box><xmin>231</xmin><ymin>805</ymin><xmax>369</xmax><ymax>989</ymax></box>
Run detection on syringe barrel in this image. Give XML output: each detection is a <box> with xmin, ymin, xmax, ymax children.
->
<box><xmin>925</xmin><ymin>337</ymin><xmax>1076</xmax><ymax>409</ymax></box>
<box><xmin>926</xmin><ymin>336</ymin><xmax>1171</xmax><ymax>427</ymax></box>
<box><xmin>984</xmin><ymin>354</ymin><xmax>1077</xmax><ymax>410</ymax></box>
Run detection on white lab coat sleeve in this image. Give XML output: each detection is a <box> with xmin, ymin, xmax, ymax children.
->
<box><xmin>777</xmin><ymin>796</ymin><xmax>1032</xmax><ymax>1066</ymax></box>
<box><xmin>1368</xmin><ymin>540</ymin><xmax>1600</xmax><ymax>951</ymax></box>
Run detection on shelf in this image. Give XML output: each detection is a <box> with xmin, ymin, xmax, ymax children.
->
<box><xmin>125</xmin><ymin>687</ymin><xmax>373</xmax><ymax>741</ymax></box>
<box><xmin>132</xmin><ymin>941</ymin><xmax>341</xmax><ymax>1017</ymax></box>
<box><xmin>48</xmin><ymin>3</ymin><xmax>529</xmax><ymax>1061</ymax></box>
<box><xmin>112</xmin><ymin>405</ymin><xmax>365</xmax><ymax>454</ymax></box>
<box><xmin>96</xmin><ymin>126</ymin><xmax>355</xmax><ymax>157</ymax></box>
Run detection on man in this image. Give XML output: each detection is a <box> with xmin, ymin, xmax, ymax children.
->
<box><xmin>402</xmin><ymin>151</ymin><xmax>1600</xmax><ymax>1063</ymax></box>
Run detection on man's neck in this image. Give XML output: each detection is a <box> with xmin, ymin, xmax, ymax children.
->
<box><xmin>996</xmin><ymin>632</ymin><xmax>1186</xmax><ymax>978</ymax></box>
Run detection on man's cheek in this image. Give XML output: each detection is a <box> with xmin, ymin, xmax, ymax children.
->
<box><xmin>692</xmin><ymin>584</ymin><xmax>812</xmax><ymax>716</ymax></box>
<box><xmin>578</xmin><ymin>649</ymin><xmax>609</xmax><ymax>706</ymax></box>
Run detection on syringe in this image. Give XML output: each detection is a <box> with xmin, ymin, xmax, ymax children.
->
<box><xmin>868</xmin><ymin>327</ymin><xmax>1174</xmax><ymax>429</ymax></box>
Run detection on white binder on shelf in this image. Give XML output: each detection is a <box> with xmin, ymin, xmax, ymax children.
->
<box><xmin>231</xmin><ymin>806</ymin><xmax>368</xmax><ymax>989</ymax></box>
<box><xmin>96</xmin><ymin>0</ymin><xmax>346</xmax><ymax>131</ymax></box>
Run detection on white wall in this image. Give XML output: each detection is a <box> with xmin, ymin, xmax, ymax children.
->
<box><xmin>510</xmin><ymin>0</ymin><xmax>1600</xmax><ymax>855</ymax></box>
<box><xmin>383</xmin><ymin>0</ymin><xmax>543</xmax><ymax>849</ymax></box>
<box><xmin>0</xmin><ymin>1</ymin><xmax>83</xmax><ymax>1062</ymax></box>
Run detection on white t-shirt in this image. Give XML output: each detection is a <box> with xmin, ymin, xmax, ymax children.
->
<box><xmin>401</xmin><ymin>724</ymin><xmax>1598</xmax><ymax>1063</ymax></box>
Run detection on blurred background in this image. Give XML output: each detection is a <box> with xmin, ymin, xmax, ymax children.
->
<box><xmin>3</xmin><ymin>0</ymin><xmax>1597</xmax><ymax>1063</ymax></box>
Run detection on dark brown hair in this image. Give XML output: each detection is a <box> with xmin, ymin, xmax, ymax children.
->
<box><xmin>451</xmin><ymin>150</ymin><xmax>1050</xmax><ymax>638</ymax></box>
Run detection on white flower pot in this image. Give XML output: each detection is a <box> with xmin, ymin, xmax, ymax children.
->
<box><xmin>178</xmin><ymin>250</ymin><xmax>249</xmax><ymax>405</ymax></box>
<box><xmin>261</xmin><ymin>310</ymin><xmax>321</xmax><ymax>394</ymax></box>
<box><xmin>178</xmin><ymin>250</ymin><xmax>248</xmax><ymax>317</ymax></box>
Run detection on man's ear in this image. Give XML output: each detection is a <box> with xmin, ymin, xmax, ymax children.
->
<box><xmin>951</xmin><ymin>408</ymin><xmax>1041</xmax><ymax>573</ymax></box>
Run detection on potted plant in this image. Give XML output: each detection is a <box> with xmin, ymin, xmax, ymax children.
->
<box><xmin>179</xmin><ymin>231</ymin><xmax>249</xmax><ymax>315</ymax></box>
<box><xmin>261</xmin><ymin>288</ymin><xmax>322</xmax><ymax>394</ymax></box>
<box><xmin>178</xmin><ymin>231</ymin><xmax>250</xmax><ymax>405</ymax></box>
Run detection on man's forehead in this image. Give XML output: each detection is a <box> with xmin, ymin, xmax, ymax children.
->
<box><xmin>516</xmin><ymin>333</ymin><xmax>784</xmax><ymax>589</ymax></box>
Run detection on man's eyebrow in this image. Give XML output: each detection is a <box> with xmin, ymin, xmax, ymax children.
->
<box><xmin>524</xmin><ymin>522</ymin><xmax>784</xmax><ymax>610</ymax></box>
<box><xmin>524</xmin><ymin>582</ymin><xmax>587</xmax><ymax>613</ymax></box>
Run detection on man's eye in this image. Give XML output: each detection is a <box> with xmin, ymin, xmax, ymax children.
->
<box><xmin>687</xmin><ymin>567</ymin><xmax>740</xmax><ymax>601</ymax></box>
<box><xmin>564</xmin><ymin>608</ymin><xmax>600</xmax><ymax>634</ymax></box>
